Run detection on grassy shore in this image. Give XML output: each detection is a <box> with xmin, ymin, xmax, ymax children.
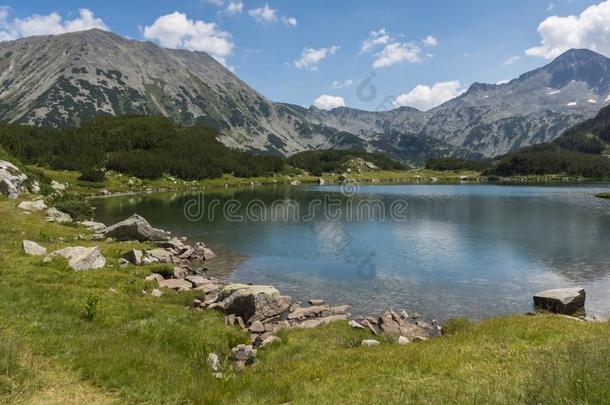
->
<box><xmin>1</xmin><ymin>190</ymin><xmax>609</xmax><ymax>403</ymax></box>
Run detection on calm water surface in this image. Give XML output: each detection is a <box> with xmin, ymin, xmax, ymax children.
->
<box><xmin>93</xmin><ymin>184</ymin><xmax>610</xmax><ymax>320</ymax></box>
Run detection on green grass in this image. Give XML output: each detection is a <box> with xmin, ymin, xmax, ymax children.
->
<box><xmin>1</xmin><ymin>197</ymin><xmax>609</xmax><ymax>403</ymax></box>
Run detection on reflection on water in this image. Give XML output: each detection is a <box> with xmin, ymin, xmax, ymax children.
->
<box><xmin>93</xmin><ymin>184</ymin><xmax>610</xmax><ymax>320</ymax></box>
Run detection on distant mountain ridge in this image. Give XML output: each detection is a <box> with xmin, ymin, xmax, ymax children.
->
<box><xmin>0</xmin><ymin>29</ymin><xmax>609</xmax><ymax>163</ymax></box>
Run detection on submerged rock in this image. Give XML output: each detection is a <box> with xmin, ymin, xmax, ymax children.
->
<box><xmin>104</xmin><ymin>214</ymin><xmax>170</xmax><ymax>241</ymax></box>
<box><xmin>534</xmin><ymin>288</ymin><xmax>586</xmax><ymax>315</ymax></box>
<box><xmin>48</xmin><ymin>246</ymin><xmax>106</xmax><ymax>271</ymax></box>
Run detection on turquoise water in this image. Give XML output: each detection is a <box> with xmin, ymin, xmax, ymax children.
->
<box><xmin>93</xmin><ymin>184</ymin><xmax>610</xmax><ymax>320</ymax></box>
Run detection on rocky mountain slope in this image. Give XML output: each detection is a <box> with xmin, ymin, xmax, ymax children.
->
<box><xmin>0</xmin><ymin>29</ymin><xmax>609</xmax><ymax>163</ymax></box>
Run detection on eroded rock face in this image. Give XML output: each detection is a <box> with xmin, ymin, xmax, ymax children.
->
<box><xmin>218</xmin><ymin>284</ymin><xmax>292</xmax><ymax>324</ymax></box>
<box><xmin>104</xmin><ymin>214</ymin><xmax>170</xmax><ymax>241</ymax></box>
<box><xmin>534</xmin><ymin>288</ymin><xmax>586</xmax><ymax>315</ymax></box>
<box><xmin>49</xmin><ymin>246</ymin><xmax>106</xmax><ymax>271</ymax></box>
<box><xmin>0</xmin><ymin>160</ymin><xmax>27</xmax><ymax>199</ymax></box>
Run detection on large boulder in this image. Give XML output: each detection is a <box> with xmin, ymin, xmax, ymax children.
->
<box><xmin>103</xmin><ymin>214</ymin><xmax>170</xmax><ymax>242</ymax></box>
<box><xmin>22</xmin><ymin>240</ymin><xmax>47</xmax><ymax>256</ymax></box>
<box><xmin>49</xmin><ymin>246</ymin><xmax>106</xmax><ymax>271</ymax></box>
<box><xmin>217</xmin><ymin>284</ymin><xmax>292</xmax><ymax>324</ymax></box>
<box><xmin>533</xmin><ymin>288</ymin><xmax>586</xmax><ymax>315</ymax></box>
<box><xmin>0</xmin><ymin>160</ymin><xmax>27</xmax><ymax>199</ymax></box>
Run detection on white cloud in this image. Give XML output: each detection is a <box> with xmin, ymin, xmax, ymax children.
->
<box><xmin>143</xmin><ymin>12</ymin><xmax>233</xmax><ymax>63</ymax></box>
<box><xmin>294</xmin><ymin>45</ymin><xmax>339</xmax><ymax>70</ymax></box>
<box><xmin>282</xmin><ymin>16</ymin><xmax>298</xmax><ymax>27</ymax></box>
<box><xmin>361</xmin><ymin>28</ymin><xmax>391</xmax><ymax>52</ymax></box>
<box><xmin>422</xmin><ymin>35</ymin><xmax>438</xmax><ymax>47</ymax></box>
<box><xmin>0</xmin><ymin>8</ymin><xmax>108</xmax><ymax>41</ymax></box>
<box><xmin>502</xmin><ymin>55</ymin><xmax>521</xmax><ymax>66</ymax></box>
<box><xmin>393</xmin><ymin>81</ymin><xmax>463</xmax><ymax>111</ymax></box>
<box><xmin>373</xmin><ymin>42</ymin><xmax>421</xmax><ymax>68</ymax></box>
<box><xmin>313</xmin><ymin>95</ymin><xmax>346</xmax><ymax>110</ymax></box>
<box><xmin>526</xmin><ymin>0</ymin><xmax>610</xmax><ymax>59</ymax></box>
<box><xmin>331</xmin><ymin>79</ymin><xmax>354</xmax><ymax>89</ymax></box>
<box><xmin>225</xmin><ymin>1</ymin><xmax>243</xmax><ymax>14</ymax></box>
<box><xmin>248</xmin><ymin>3</ymin><xmax>277</xmax><ymax>24</ymax></box>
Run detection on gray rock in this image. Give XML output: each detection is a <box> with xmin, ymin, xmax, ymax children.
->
<box><xmin>398</xmin><ymin>336</ymin><xmax>410</xmax><ymax>345</ymax></box>
<box><xmin>173</xmin><ymin>266</ymin><xmax>187</xmax><ymax>279</ymax></box>
<box><xmin>207</xmin><ymin>353</ymin><xmax>220</xmax><ymax>372</ymax></box>
<box><xmin>295</xmin><ymin>314</ymin><xmax>348</xmax><ymax>329</ymax></box>
<box><xmin>378</xmin><ymin>309</ymin><xmax>431</xmax><ymax>339</ymax></box>
<box><xmin>217</xmin><ymin>284</ymin><xmax>292</xmax><ymax>324</ymax></box>
<box><xmin>51</xmin><ymin>180</ymin><xmax>66</xmax><ymax>191</ymax></box>
<box><xmin>348</xmin><ymin>320</ymin><xmax>365</xmax><ymax>329</ymax></box>
<box><xmin>157</xmin><ymin>238</ymin><xmax>184</xmax><ymax>250</ymax></box>
<box><xmin>145</xmin><ymin>273</ymin><xmax>164</xmax><ymax>282</ymax></box>
<box><xmin>249</xmin><ymin>320</ymin><xmax>265</xmax><ymax>333</ymax></box>
<box><xmin>230</xmin><ymin>344</ymin><xmax>256</xmax><ymax>367</ymax></box>
<box><xmin>79</xmin><ymin>221</ymin><xmax>107</xmax><ymax>233</ymax></box>
<box><xmin>18</xmin><ymin>200</ymin><xmax>47</xmax><ymax>212</ymax></box>
<box><xmin>287</xmin><ymin>304</ymin><xmax>349</xmax><ymax>320</ymax></box>
<box><xmin>122</xmin><ymin>249</ymin><xmax>143</xmax><ymax>266</ymax></box>
<box><xmin>158</xmin><ymin>279</ymin><xmax>192</xmax><ymax>290</ymax></box>
<box><xmin>22</xmin><ymin>240</ymin><xmax>47</xmax><ymax>256</ymax></box>
<box><xmin>104</xmin><ymin>214</ymin><xmax>170</xmax><ymax>241</ymax></box>
<box><xmin>48</xmin><ymin>246</ymin><xmax>106</xmax><ymax>271</ymax></box>
<box><xmin>308</xmin><ymin>299</ymin><xmax>325</xmax><ymax>305</ymax></box>
<box><xmin>260</xmin><ymin>335</ymin><xmax>281</xmax><ymax>348</ymax></box>
<box><xmin>144</xmin><ymin>248</ymin><xmax>173</xmax><ymax>263</ymax></box>
<box><xmin>151</xmin><ymin>288</ymin><xmax>164</xmax><ymax>297</ymax></box>
<box><xmin>201</xmin><ymin>247</ymin><xmax>216</xmax><ymax>261</ymax></box>
<box><xmin>0</xmin><ymin>160</ymin><xmax>27</xmax><ymax>199</ymax></box>
<box><xmin>361</xmin><ymin>339</ymin><xmax>380</xmax><ymax>347</ymax></box>
<box><xmin>118</xmin><ymin>258</ymin><xmax>129</xmax><ymax>268</ymax></box>
<box><xmin>534</xmin><ymin>288</ymin><xmax>586</xmax><ymax>315</ymax></box>
<box><xmin>45</xmin><ymin>207</ymin><xmax>72</xmax><ymax>224</ymax></box>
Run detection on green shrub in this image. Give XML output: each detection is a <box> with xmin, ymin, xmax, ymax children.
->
<box><xmin>81</xmin><ymin>295</ymin><xmax>99</xmax><ymax>321</ymax></box>
<box><xmin>78</xmin><ymin>168</ymin><xmax>106</xmax><ymax>183</ymax></box>
<box><xmin>49</xmin><ymin>194</ymin><xmax>94</xmax><ymax>221</ymax></box>
<box><xmin>441</xmin><ymin>317</ymin><xmax>472</xmax><ymax>335</ymax></box>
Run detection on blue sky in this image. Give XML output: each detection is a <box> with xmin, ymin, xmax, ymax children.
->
<box><xmin>1</xmin><ymin>0</ymin><xmax>608</xmax><ymax>111</ymax></box>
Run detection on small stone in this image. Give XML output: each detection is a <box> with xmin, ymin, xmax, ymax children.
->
<box><xmin>260</xmin><ymin>335</ymin><xmax>281</xmax><ymax>348</ymax></box>
<box><xmin>348</xmin><ymin>320</ymin><xmax>365</xmax><ymax>329</ymax></box>
<box><xmin>398</xmin><ymin>336</ymin><xmax>410</xmax><ymax>345</ymax></box>
<box><xmin>400</xmin><ymin>310</ymin><xmax>409</xmax><ymax>319</ymax></box>
<box><xmin>413</xmin><ymin>336</ymin><xmax>429</xmax><ymax>342</ymax></box>
<box><xmin>118</xmin><ymin>258</ymin><xmax>129</xmax><ymax>268</ymax></box>
<box><xmin>207</xmin><ymin>353</ymin><xmax>220</xmax><ymax>372</ymax></box>
<box><xmin>145</xmin><ymin>273</ymin><xmax>164</xmax><ymax>282</ymax></box>
<box><xmin>151</xmin><ymin>289</ymin><xmax>163</xmax><ymax>297</ymax></box>
<box><xmin>18</xmin><ymin>200</ymin><xmax>47</xmax><ymax>212</ymax></box>
<box><xmin>308</xmin><ymin>299</ymin><xmax>325</xmax><ymax>306</ymax></box>
<box><xmin>361</xmin><ymin>339</ymin><xmax>380</xmax><ymax>347</ymax></box>
<box><xmin>22</xmin><ymin>240</ymin><xmax>47</xmax><ymax>256</ymax></box>
<box><xmin>157</xmin><ymin>279</ymin><xmax>192</xmax><ymax>290</ymax></box>
<box><xmin>122</xmin><ymin>249</ymin><xmax>143</xmax><ymax>266</ymax></box>
<box><xmin>173</xmin><ymin>266</ymin><xmax>187</xmax><ymax>279</ymax></box>
<box><xmin>230</xmin><ymin>344</ymin><xmax>256</xmax><ymax>366</ymax></box>
<box><xmin>249</xmin><ymin>320</ymin><xmax>265</xmax><ymax>333</ymax></box>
